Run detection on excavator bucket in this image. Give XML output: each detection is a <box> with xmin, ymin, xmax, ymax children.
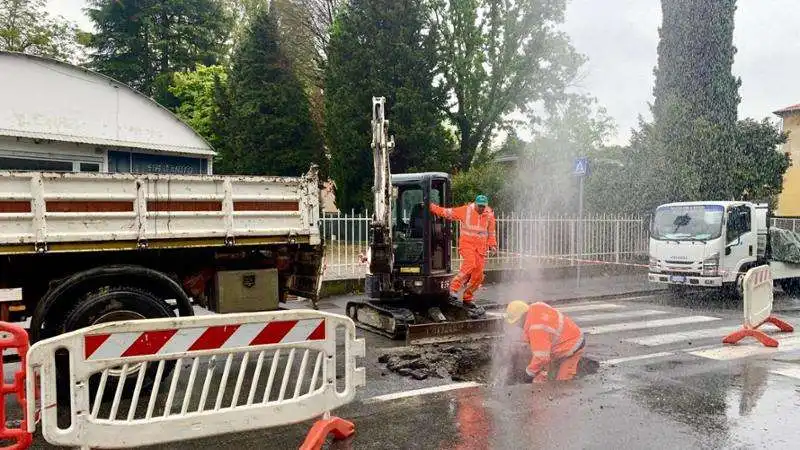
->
<box><xmin>405</xmin><ymin>315</ymin><xmax>506</xmax><ymax>346</ymax></box>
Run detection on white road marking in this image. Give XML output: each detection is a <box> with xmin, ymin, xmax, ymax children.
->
<box><xmin>625</xmin><ymin>326</ymin><xmax>738</xmax><ymax>346</ymax></box>
<box><xmin>687</xmin><ymin>334</ymin><xmax>800</xmax><ymax>360</ymax></box>
<box><xmin>585</xmin><ymin>316</ymin><xmax>721</xmax><ymax>335</ymax></box>
<box><xmin>600</xmin><ymin>352</ymin><xmax>675</xmax><ymax>366</ymax></box>
<box><xmin>573</xmin><ymin>309</ymin><xmax>668</xmax><ymax>323</ymax></box>
<box><xmin>769</xmin><ymin>362</ymin><xmax>800</xmax><ymax>381</ymax></box>
<box><xmin>558</xmin><ymin>303</ymin><xmax>624</xmax><ymax>313</ymax></box>
<box><xmin>364</xmin><ymin>382</ymin><xmax>482</xmax><ymax>403</ymax></box>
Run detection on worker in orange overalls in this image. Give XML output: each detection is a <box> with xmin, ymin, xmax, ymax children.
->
<box><xmin>429</xmin><ymin>194</ymin><xmax>496</xmax><ymax>318</ymax></box>
<box><xmin>504</xmin><ymin>300</ymin><xmax>585</xmax><ymax>382</ymax></box>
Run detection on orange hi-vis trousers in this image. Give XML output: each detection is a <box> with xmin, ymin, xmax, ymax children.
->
<box><xmin>429</xmin><ymin>202</ymin><xmax>497</xmax><ymax>303</ymax></box>
<box><xmin>451</xmin><ymin>246</ymin><xmax>485</xmax><ymax>302</ymax></box>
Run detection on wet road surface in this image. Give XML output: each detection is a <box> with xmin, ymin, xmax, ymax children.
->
<box><xmin>16</xmin><ymin>281</ymin><xmax>800</xmax><ymax>449</ymax></box>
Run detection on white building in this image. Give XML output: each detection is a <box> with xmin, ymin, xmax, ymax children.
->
<box><xmin>0</xmin><ymin>51</ymin><xmax>214</xmax><ymax>174</ymax></box>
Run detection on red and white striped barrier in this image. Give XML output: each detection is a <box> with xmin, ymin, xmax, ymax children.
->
<box><xmin>24</xmin><ymin>310</ymin><xmax>365</xmax><ymax>450</ymax></box>
<box><xmin>723</xmin><ymin>265</ymin><xmax>794</xmax><ymax>347</ymax></box>
<box><xmin>83</xmin><ymin>318</ymin><xmax>326</xmax><ymax>360</ymax></box>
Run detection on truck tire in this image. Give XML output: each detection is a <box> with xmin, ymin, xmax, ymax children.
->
<box><xmin>54</xmin><ymin>286</ymin><xmax>176</xmax><ymax>405</ymax></box>
<box><xmin>780</xmin><ymin>279</ymin><xmax>800</xmax><ymax>298</ymax></box>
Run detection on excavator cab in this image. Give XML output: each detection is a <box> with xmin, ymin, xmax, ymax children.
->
<box><xmin>380</xmin><ymin>172</ymin><xmax>453</xmax><ymax>298</ymax></box>
<box><xmin>347</xmin><ymin>96</ymin><xmax>502</xmax><ymax>343</ymax></box>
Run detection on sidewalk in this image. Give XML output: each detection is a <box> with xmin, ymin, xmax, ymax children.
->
<box><xmin>292</xmin><ymin>271</ymin><xmax>663</xmax><ymax>314</ymax></box>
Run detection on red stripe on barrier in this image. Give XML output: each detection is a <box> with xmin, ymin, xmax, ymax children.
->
<box><xmin>188</xmin><ymin>325</ymin><xmax>240</xmax><ymax>351</ymax></box>
<box><xmin>250</xmin><ymin>320</ymin><xmax>298</xmax><ymax>345</ymax></box>
<box><xmin>308</xmin><ymin>321</ymin><xmax>326</xmax><ymax>340</ymax></box>
<box><xmin>84</xmin><ymin>334</ymin><xmax>111</xmax><ymax>359</ymax></box>
<box><xmin>121</xmin><ymin>329</ymin><xmax>178</xmax><ymax>357</ymax></box>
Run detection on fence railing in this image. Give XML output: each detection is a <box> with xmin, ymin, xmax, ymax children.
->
<box><xmin>320</xmin><ymin>211</ymin><xmax>649</xmax><ymax>280</ymax></box>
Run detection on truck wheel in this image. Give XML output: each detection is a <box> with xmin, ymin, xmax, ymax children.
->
<box><xmin>780</xmin><ymin>279</ymin><xmax>800</xmax><ymax>298</ymax></box>
<box><xmin>55</xmin><ymin>286</ymin><xmax>176</xmax><ymax>406</ymax></box>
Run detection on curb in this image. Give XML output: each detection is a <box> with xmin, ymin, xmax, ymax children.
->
<box><xmin>479</xmin><ymin>288</ymin><xmax>669</xmax><ymax>309</ymax></box>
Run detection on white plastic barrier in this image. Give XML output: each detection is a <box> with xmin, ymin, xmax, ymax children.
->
<box><xmin>743</xmin><ymin>265</ymin><xmax>773</xmax><ymax>328</ymax></box>
<box><xmin>25</xmin><ymin>310</ymin><xmax>365</xmax><ymax>449</ymax></box>
<box><xmin>724</xmin><ymin>265</ymin><xmax>793</xmax><ymax>347</ymax></box>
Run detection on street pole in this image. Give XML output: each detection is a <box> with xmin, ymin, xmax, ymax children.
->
<box><xmin>577</xmin><ymin>175</ymin><xmax>584</xmax><ymax>289</ymax></box>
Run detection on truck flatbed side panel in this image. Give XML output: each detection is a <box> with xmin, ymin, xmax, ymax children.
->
<box><xmin>768</xmin><ymin>261</ymin><xmax>800</xmax><ymax>280</ymax></box>
<box><xmin>0</xmin><ymin>170</ymin><xmax>320</xmax><ymax>254</ymax></box>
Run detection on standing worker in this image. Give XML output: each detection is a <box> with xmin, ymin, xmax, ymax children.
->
<box><xmin>429</xmin><ymin>194</ymin><xmax>497</xmax><ymax>318</ymax></box>
<box><xmin>504</xmin><ymin>300</ymin><xmax>585</xmax><ymax>383</ymax></box>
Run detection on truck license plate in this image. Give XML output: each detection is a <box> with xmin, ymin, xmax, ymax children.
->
<box><xmin>670</xmin><ymin>275</ymin><xmax>687</xmax><ymax>283</ymax></box>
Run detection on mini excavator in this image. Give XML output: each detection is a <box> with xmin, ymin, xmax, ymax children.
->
<box><xmin>345</xmin><ymin>97</ymin><xmax>503</xmax><ymax>345</ymax></box>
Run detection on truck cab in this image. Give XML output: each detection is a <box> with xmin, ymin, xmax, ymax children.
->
<box><xmin>648</xmin><ymin>201</ymin><xmax>768</xmax><ymax>292</ymax></box>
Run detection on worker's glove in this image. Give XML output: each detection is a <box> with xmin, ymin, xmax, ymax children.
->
<box><xmin>488</xmin><ymin>246</ymin><xmax>498</xmax><ymax>256</ymax></box>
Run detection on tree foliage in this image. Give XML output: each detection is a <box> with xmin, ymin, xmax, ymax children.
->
<box><xmin>0</xmin><ymin>0</ymin><xmax>82</xmax><ymax>61</ymax></box>
<box><xmin>218</xmin><ymin>9</ymin><xmax>323</xmax><ymax>177</ymax></box>
<box><xmin>433</xmin><ymin>0</ymin><xmax>583</xmax><ymax>171</ymax></box>
<box><xmin>652</xmin><ymin>0</ymin><xmax>740</xmax><ymax>127</ymax></box>
<box><xmin>452</xmin><ymin>163</ymin><xmax>514</xmax><ymax>212</ymax></box>
<box><xmin>325</xmin><ymin>0</ymin><xmax>455</xmax><ymax>211</ymax></box>
<box><xmin>85</xmin><ymin>0</ymin><xmax>232</xmax><ymax>100</ymax></box>
<box><xmin>586</xmin><ymin>0</ymin><xmax>788</xmax><ymax>215</ymax></box>
<box><xmin>168</xmin><ymin>64</ymin><xmax>228</xmax><ymax>148</ymax></box>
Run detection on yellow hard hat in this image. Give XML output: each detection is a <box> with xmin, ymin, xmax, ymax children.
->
<box><xmin>505</xmin><ymin>301</ymin><xmax>529</xmax><ymax>324</ymax></box>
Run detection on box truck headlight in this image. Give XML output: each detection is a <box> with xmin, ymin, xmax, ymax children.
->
<box><xmin>702</xmin><ymin>254</ymin><xmax>719</xmax><ymax>276</ymax></box>
<box><xmin>649</xmin><ymin>257</ymin><xmax>660</xmax><ymax>272</ymax></box>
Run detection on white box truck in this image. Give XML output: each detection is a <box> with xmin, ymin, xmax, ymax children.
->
<box><xmin>0</xmin><ymin>167</ymin><xmax>324</xmax><ymax>345</ymax></box>
<box><xmin>648</xmin><ymin>201</ymin><xmax>800</xmax><ymax>297</ymax></box>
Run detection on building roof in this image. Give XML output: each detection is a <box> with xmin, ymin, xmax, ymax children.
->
<box><xmin>773</xmin><ymin>103</ymin><xmax>800</xmax><ymax>116</ymax></box>
<box><xmin>0</xmin><ymin>51</ymin><xmax>215</xmax><ymax>157</ymax></box>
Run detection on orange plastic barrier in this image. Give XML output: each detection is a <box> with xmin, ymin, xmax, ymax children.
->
<box><xmin>299</xmin><ymin>416</ymin><xmax>355</xmax><ymax>450</ymax></box>
<box><xmin>0</xmin><ymin>322</ymin><xmax>31</xmax><ymax>449</ymax></box>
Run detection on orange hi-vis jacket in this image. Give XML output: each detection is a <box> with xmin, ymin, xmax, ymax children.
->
<box><xmin>430</xmin><ymin>203</ymin><xmax>497</xmax><ymax>251</ymax></box>
<box><xmin>522</xmin><ymin>302</ymin><xmax>585</xmax><ymax>377</ymax></box>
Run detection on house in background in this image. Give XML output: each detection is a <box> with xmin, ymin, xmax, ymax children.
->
<box><xmin>774</xmin><ymin>103</ymin><xmax>800</xmax><ymax>216</ymax></box>
<box><xmin>0</xmin><ymin>51</ymin><xmax>214</xmax><ymax>174</ymax></box>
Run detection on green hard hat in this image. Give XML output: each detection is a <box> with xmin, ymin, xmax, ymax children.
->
<box><xmin>475</xmin><ymin>194</ymin><xmax>488</xmax><ymax>206</ymax></box>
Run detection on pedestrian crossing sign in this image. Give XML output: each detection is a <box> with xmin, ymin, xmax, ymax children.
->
<box><xmin>574</xmin><ymin>157</ymin><xmax>588</xmax><ymax>176</ymax></box>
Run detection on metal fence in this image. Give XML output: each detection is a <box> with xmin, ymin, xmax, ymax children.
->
<box><xmin>320</xmin><ymin>211</ymin><xmax>649</xmax><ymax>280</ymax></box>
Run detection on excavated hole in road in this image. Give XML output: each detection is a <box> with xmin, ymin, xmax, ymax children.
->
<box><xmin>378</xmin><ymin>341</ymin><xmax>600</xmax><ymax>385</ymax></box>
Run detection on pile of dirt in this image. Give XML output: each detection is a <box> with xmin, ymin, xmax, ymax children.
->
<box><xmin>378</xmin><ymin>342</ymin><xmax>601</xmax><ymax>385</ymax></box>
<box><xmin>378</xmin><ymin>342</ymin><xmax>495</xmax><ymax>382</ymax></box>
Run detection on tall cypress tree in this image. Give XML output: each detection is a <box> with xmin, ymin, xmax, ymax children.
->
<box><xmin>324</xmin><ymin>0</ymin><xmax>455</xmax><ymax>212</ymax></box>
<box><xmin>652</xmin><ymin>0</ymin><xmax>740</xmax><ymax>127</ymax></box>
<box><xmin>220</xmin><ymin>9</ymin><xmax>324</xmax><ymax>176</ymax></box>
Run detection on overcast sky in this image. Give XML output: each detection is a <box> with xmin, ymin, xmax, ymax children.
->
<box><xmin>47</xmin><ymin>0</ymin><xmax>800</xmax><ymax>145</ymax></box>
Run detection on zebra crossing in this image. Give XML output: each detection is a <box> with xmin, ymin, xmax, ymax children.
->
<box><xmin>564</xmin><ymin>299</ymin><xmax>800</xmax><ymax>380</ymax></box>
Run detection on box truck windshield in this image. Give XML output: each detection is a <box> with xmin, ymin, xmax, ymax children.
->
<box><xmin>652</xmin><ymin>204</ymin><xmax>724</xmax><ymax>241</ymax></box>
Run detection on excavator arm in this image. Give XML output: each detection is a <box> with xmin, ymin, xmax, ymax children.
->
<box><xmin>366</xmin><ymin>97</ymin><xmax>396</xmax><ymax>297</ymax></box>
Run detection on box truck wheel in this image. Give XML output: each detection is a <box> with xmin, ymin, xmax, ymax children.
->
<box><xmin>54</xmin><ymin>286</ymin><xmax>176</xmax><ymax>405</ymax></box>
<box><xmin>780</xmin><ymin>279</ymin><xmax>800</xmax><ymax>297</ymax></box>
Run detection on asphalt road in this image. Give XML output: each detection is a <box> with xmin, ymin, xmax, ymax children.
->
<box><xmin>13</xmin><ymin>280</ymin><xmax>800</xmax><ymax>449</ymax></box>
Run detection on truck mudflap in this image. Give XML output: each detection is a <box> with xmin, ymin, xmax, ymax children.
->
<box><xmin>287</xmin><ymin>245</ymin><xmax>325</xmax><ymax>307</ymax></box>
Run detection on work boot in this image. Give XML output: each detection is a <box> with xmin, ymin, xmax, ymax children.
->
<box><xmin>447</xmin><ymin>294</ymin><xmax>462</xmax><ymax>308</ymax></box>
<box><xmin>463</xmin><ymin>301</ymin><xmax>486</xmax><ymax>318</ymax></box>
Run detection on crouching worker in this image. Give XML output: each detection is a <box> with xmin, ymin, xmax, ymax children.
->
<box><xmin>504</xmin><ymin>300</ymin><xmax>585</xmax><ymax>383</ymax></box>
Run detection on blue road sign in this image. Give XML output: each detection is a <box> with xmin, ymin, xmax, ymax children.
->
<box><xmin>574</xmin><ymin>157</ymin><xmax>589</xmax><ymax>176</ymax></box>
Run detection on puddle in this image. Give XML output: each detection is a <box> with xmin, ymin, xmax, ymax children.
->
<box><xmin>378</xmin><ymin>342</ymin><xmax>599</xmax><ymax>385</ymax></box>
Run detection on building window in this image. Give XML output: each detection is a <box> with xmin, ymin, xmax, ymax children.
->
<box><xmin>0</xmin><ymin>157</ymin><xmax>74</xmax><ymax>172</ymax></box>
<box><xmin>79</xmin><ymin>162</ymin><xmax>101</xmax><ymax>172</ymax></box>
<box><xmin>108</xmin><ymin>150</ymin><xmax>205</xmax><ymax>175</ymax></box>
